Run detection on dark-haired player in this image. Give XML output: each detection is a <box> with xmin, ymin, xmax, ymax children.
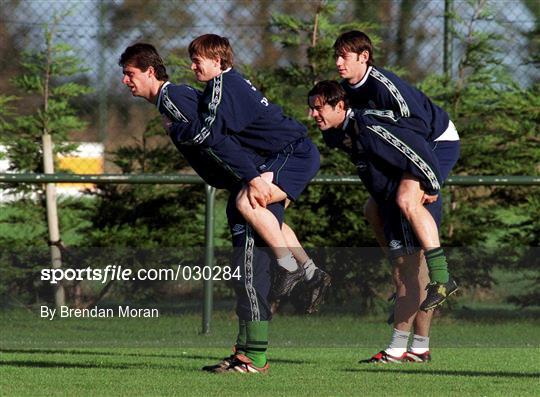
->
<box><xmin>308</xmin><ymin>80</ymin><xmax>459</xmax><ymax>363</ymax></box>
<box><xmin>119</xmin><ymin>42</ymin><xmax>329</xmax><ymax>374</ymax></box>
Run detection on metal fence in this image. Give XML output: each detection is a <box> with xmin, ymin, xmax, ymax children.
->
<box><xmin>0</xmin><ymin>0</ymin><xmax>538</xmax><ymax>177</ymax></box>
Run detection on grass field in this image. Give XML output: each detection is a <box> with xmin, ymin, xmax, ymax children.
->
<box><xmin>1</xmin><ymin>308</ymin><xmax>539</xmax><ymax>396</ymax></box>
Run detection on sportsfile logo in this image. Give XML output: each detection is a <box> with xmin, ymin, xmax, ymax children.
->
<box><xmin>41</xmin><ymin>265</ymin><xmax>131</xmax><ymax>284</ymax></box>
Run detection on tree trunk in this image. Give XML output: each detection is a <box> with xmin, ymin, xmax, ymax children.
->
<box><xmin>42</xmin><ymin>133</ymin><xmax>65</xmax><ymax>307</ymax></box>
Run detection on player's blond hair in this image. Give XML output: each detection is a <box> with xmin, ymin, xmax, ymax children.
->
<box><xmin>188</xmin><ymin>34</ymin><xmax>234</xmax><ymax>70</ymax></box>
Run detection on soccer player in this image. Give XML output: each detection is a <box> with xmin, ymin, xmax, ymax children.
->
<box><xmin>308</xmin><ymin>80</ymin><xmax>459</xmax><ymax>363</ymax></box>
<box><xmin>119</xmin><ymin>43</ymin><xmax>329</xmax><ymax>373</ymax></box>
<box><xmin>333</xmin><ymin>30</ymin><xmax>460</xmax><ymax>312</ymax></box>
<box><xmin>184</xmin><ymin>34</ymin><xmax>331</xmax><ymax>303</ymax></box>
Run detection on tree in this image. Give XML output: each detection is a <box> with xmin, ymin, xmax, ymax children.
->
<box><xmin>0</xmin><ymin>12</ymin><xmax>93</xmax><ymax>306</ymax></box>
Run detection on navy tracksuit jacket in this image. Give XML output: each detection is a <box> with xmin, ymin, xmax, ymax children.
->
<box><xmin>157</xmin><ymin>80</ymin><xmax>286</xmax><ymax>321</ymax></box>
<box><xmin>341</xmin><ymin>66</ymin><xmax>450</xmax><ymax>141</ymax></box>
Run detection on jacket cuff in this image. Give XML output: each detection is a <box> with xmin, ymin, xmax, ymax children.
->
<box><xmin>242</xmin><ymin>168</ymin><xmax>261</xmax><ymax>183</ymax></box>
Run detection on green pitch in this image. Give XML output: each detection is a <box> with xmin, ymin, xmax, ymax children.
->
<box><xmin>1</xmin><ymin>310</ymin><xmax>539</xmax><ymax>396</ymax></box>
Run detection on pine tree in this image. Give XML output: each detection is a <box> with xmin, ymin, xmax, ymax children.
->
<box><xmin>0</xmin><ymin>13</ymin><xmax>93</xmax><ymax>306</ymax></box>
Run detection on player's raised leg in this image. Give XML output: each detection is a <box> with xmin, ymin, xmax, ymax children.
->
<box><xmin>236</xmin><ymin>180</ymin><xmax>306</xmax><ymax>298</ymax></box>
<box><xmin>396</xmin><ymin>173</ymin><xmax>458</xmax><ymax>311</ymax></box>
<box><xmin>236</xmin><ymin>179</ymin><xmax>330</xmax><ymax>305</ymax></box>
<box><xmin>236</xmin><ymin>139</ymin><xmax>328</xmax><ymax>306</ymax></box>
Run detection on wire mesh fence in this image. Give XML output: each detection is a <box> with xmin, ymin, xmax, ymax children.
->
<box><xmin>0</xmin><ymin>0</ymin><xmax>538</xmax><ymax>179</ymax></box>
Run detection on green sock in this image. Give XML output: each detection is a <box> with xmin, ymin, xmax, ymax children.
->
<box><xmin>425</xmin><ymin>247</ymin><xmax>449</xmax><ymax>283</ymax></box>
<box><xmin>235</xmin><ymin>320</ymin><xmax>247</xmax><ymax>354</ymax></box>
<box><xmin>245</xmin><ymin>321</ymin><xmax>268</xmax><ymax>368</ymax></box>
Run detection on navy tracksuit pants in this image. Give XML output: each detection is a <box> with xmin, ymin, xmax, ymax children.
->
<box><xmin>226</xmin><ymin>190</ymin><xmax>284</xmax><ymax>321</ymax></box>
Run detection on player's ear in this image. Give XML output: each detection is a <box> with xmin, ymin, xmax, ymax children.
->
<box><xmin>211</xmin><ymin>57</ymin><xmax>221</xmax><ymax>68</ymax></box>
<box><xmin>358</xmin><ymin>50</ymin><xmax>369</xmax><ymax>64</ymax></box>
<box><xmin>337</xmin><ymin>100</ymin><xmax>345</xmax><ymax>112</ymax></box>
<box><xmin>147</xmin><ymin>66</ymin><xmax>155</xmax><ymax>78</ymax></box>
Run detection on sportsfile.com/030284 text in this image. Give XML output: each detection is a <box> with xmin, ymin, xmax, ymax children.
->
<box><xmin>40</xmin><ymin>265</ymin><xmax>241</xmax><ymax>284</ymax></box>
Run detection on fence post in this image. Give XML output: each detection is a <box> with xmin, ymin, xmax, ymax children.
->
<box><xmin>202</xmin><ymin>184</ymin><xmax>216</xmax><ymax>334</ymax></box>
<box><xmin>443</xmin><ymin>0</ymin><xmax>454</xmax><ymax>79</ymax></box>
<box><xmin>97</xmin><ymin>0</ymin><xmax>108</xmax><ymax>143</ymax></box>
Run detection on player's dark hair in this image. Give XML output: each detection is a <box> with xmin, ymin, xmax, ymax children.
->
<box><xmin>188</xmin><ymin>34</ymin><xmax>234</xmax><ymax>70</ymax></box>
<box><xmin>308</xmin><ymin>80</ymin><xmax>349</xmax><ymax>109</ymax></box>
<box><xmin>119</xmin><ymin>43</ymin><xmax>169</xmax><ymax>80</ymax></box>
<box><xmin>333</xmin><ymin>30</ymin><xmax>374</xmax><ymax>66</ymax></box>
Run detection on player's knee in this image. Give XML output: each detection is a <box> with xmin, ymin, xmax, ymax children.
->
<box><xmin>235</xmin><ymin>192</ymin><xmax>252</xmax><ymax>216</ymax></box>
<box><xmin>396</xmin><ymin>191</ymin><xmax>418</xmax><ymax>218</ymax></box>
